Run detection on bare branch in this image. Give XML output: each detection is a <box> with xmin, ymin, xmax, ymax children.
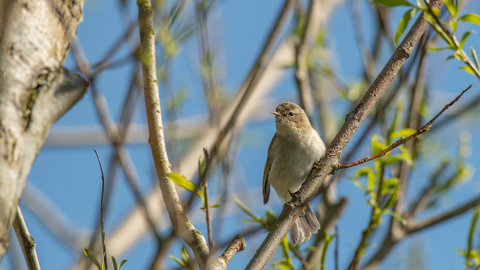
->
<box><xmin>13</xmin><ymin>206</ymin><xmax>41</xmax><ymax>270</ymax></box>
<box><xmin>337</xmin><ymin>85</ymin><xmax>472</xmax><ymax>170</ymax></box>
<box><xmin>407</xmin><ymin>195</ymin><xmax>480</xmax><ymax>234</ymax></box>
<box><xmin>245</xmin><ymin>1</ymin><xmax>444</xmax><ymax>268</ymax></box>
<box><xmin>213</xmin><ymin>234</ymin><xmax>246</xmax><ymax>268</ymax></box>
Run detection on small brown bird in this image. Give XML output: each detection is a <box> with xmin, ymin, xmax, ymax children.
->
<box><xmin>262</xmin><ymin>102</ymin><xmax>325</xmax><ymax>245</ymax></box>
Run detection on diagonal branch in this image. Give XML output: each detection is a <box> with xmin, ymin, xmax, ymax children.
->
<box><xmin>245</xmin><ymin>1</ymin><xmax>444</xmax><ymax>268</ymax></box>
<box><xmin>407</xmin><ymin>195</ymin><xmax>480</xmax><ymax>234</ymax></box>
<box><xmin>13</xmin><ymin>206</ymin><xmax>40</xmax><ymax>270</ymax></box>
<box><xmin>337</xmin><ymin>84</ymin><xmax>472</xmax><ymax>170</ymax></box>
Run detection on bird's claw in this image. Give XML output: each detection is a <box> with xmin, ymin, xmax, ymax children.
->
<box><xmin>313</xmin><ymin>162</ymin><xmax>325</xmax><ymax>173</ymax></box>
<box><xmin>288</xmin><ymin>189</ymin><xmax>302</xmax><ymax>199</ymax></box>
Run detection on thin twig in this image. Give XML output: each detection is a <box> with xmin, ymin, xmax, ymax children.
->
<box><xmin>288</xmin><ymin>244</ymin><xmax>311</xmax><ymax>269</ymax></box>
<box><xmin>13</xmin><ymin>206</ymin><xmax>41</xmax><ymax>270</ymax></box>
<box><xmin>203</xmin><ymin>149</ymin><xmax>214</xmax><ymax>248</ymax></box>
<box><xmin>93</xmin><ymin>148</ymin><xmax>108</xmax><ymax>270</ymax></box>
<box><xmin>337</xmin><ymin>85</ymin><xmax>471</xmax><ymax>169</ymax></box>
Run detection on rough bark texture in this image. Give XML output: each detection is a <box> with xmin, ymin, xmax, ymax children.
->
<box><xmin>0</xmin><ymin>0</ymin><xmax>87</xmax><ymax>260</ymax></box>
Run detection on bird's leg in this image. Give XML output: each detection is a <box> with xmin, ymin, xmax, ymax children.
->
<box><xmin>313</xmin><ymin>162</ymin><xmax>325</xmax><ymax>173</ymax></box>
<box><xmin>288</xmin><ymin>189</ymin><xmax>301</xmax><ymax>199</ymax></box>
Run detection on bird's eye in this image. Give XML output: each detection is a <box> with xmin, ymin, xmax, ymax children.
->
<box><xmin>289</xmin><ymin>112</ymin><xmax>294</xmax><ymax>116</ymax></box>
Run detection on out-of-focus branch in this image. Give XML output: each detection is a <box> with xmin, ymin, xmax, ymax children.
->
<box><xmin>337</xmin><ymin>85</ymin><xmax>472</xmax><ymax>170</ymax></box>
<box><xmin>13</xmin><ymin>206</ymin><xmax>40</xmax><ymax>270</ymax></box>
<box><xmin>71</xmin><ymin>40</ymin><xmax>161</xmax><ymax>242</ymax></box>
<box><xmin>406</xmin><ymin>195</ymin><xmax>480</xmax><ymax>234</ymax></box>
<box><xmin>294</xmin><ymin>0</ymin><xmax>321</xmax><ymax>117</ymax></box>
<box><xmin>351</xmin><ymin>0</ymin><xmax>375</xmax><ymax>82</ymax></box>
<box><xmin>245</xmin><ymin>1</ymin><xmax>443</xmax><ymax>268</ymax></box>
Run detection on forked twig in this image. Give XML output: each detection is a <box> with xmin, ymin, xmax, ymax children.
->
<box><xmin>338</xmin><ymin>85</ymin><xmax>472</xmax><ymax>170</ymax></box>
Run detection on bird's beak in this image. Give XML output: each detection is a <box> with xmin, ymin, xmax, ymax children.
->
<box><xmin>272</xmin><ymin>112</ymin><xmax>282</xmax><ymax>117</ymax></box>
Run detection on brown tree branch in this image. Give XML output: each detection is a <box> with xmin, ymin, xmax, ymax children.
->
<box><xmin>245</xmin><ymin>1</ymin><xmax>443</xmax><ymax>268</ymax></box>
<box><xmin>337</xmin><ymin>84</ymin><xmax>472</xmax><ymax>170</ymax></box>
<box><xmin>13</xmin><ymin>206</ymin><xmax>40</xmax><ymax>270</ymax></box>
<box><xmin>406</xmin><ymin>195</ymin><xmax>480</xmax><ymax>234</ymax></box>
<box><xmin>137</xmin><ymin>1</ymin><xmax>245</xmax><ymax>269</ymax></box>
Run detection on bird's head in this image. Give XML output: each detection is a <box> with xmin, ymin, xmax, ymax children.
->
<box><xmin>272</xmin><ymin>102</ymin><xmax>311</xmax><ymax>135</ymax></box>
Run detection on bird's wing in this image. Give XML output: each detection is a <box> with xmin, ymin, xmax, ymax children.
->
<box><xmin>262</xmin><ymin>132</ymin><xmax>277</xmax><ymax>205</ymax></box>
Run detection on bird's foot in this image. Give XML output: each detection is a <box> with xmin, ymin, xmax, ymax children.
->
<box><xmin>288</xmin><ymin>189</ymin><xmax>302</xmax><ymax>199</ymax></box>
<box><xmin>313</xmin><ymin>162</ymin><xmax>325</xmax><ymax>173</ymax></box>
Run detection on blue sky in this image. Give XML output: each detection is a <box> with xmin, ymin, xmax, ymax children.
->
<box><xmin>2</xmin><ymin>0</ymin><xmax>480</xmax><ymax>269</ymax></box>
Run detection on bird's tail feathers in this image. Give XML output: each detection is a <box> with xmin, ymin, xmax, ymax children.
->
<box><xmin>290</xmin><ymin>203</ymin><xmax>320</xmax><ymax>245</ymax></box>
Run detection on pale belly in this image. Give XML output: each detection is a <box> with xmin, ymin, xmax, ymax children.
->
<box><xmin>268</xmin><ymin>134</ymin><xmax>324</xmax><ymax>202</ymax></box>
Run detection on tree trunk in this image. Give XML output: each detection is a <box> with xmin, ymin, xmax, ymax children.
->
<box><xmin>0</xmin><ymin>0</ymin><xmax>87</xmax><ymax>260</ymax></box>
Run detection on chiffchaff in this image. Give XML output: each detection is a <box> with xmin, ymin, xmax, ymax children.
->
<box><xmin>262</xmin><ymin>102</ymin><xmax>325</xmax><ymax>245</ymax></box>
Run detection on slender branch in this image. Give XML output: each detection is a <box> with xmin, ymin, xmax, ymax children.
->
<box><xmin>203</xmin><ymin>149</ymin><xmax>214</xmax><ymax>248</ymax></box>
<box><xmin>289</xmin><ymin>244</ymin><xmax>311</xmax><ymax>270</ymax></box>
<box><xmin>337</xmin><ymin>85</ymin><xmax>472</xmax><ymax>170</ymax></box>
<box><xmin>13</xmin><ymin>206</ymin><xmax>41</xmax><ymax>270</ymax></box>
<box><xmin>213</xmin><ymin>234</ymin><xmax>246</xmax><ymax>268</ymax></box>
<box><xmin>137</xmin><ymin>2</ymin><xmax>248</xmax><ymax>269</ymax></box>
<box><xmin>407</xmin><ymin>195</ymin><xmax>480</xmax><ymax>234</ymax></box>
<box><xmin>351</xmin><ymin>0</ymin><xmax>375</xmax><ymax>82</ymax></box>
<box><xmin>245</xmin><ymin>1</ymin><xmax>443</xmax><ymax>268</ymax></box>
<box><xmin>93</xmin><ymin>149</ymin><xmax>108</xmax><ymax>270</ymax></box>
<box><xmin>294</xmin><ymin>0</ymin><xmax>320</xmax><ymax>117</ymax></box>
<box><xmin>425</xmin><ymin>1</ymin><xmax>480</xmax><ymax>79</ymax></box>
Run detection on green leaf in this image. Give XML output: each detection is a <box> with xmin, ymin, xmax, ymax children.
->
<box><xmin>169</xmin><ymin>255</ymin><xmax>186</xmax><ymax>267</ymax></box>
<box><xmin>459</xmin><ymin>13</ymin><xmax>480</xmax><ymax>25</ymax></box>
<box><xmin>460</xmin><ymin>65</ymin><xmax>477</xmax><ymax>75</ymax></box>
<box><xmin>429</xmin><ymin>46</ymin><xmax>454</xmax><ymax>52</ymax></box>
<box><xmin>395</xmin><ymin>9</ymin><xmax>418</xmax><ymax>45</ymax></box>
<box><xmin>210</xmin><ymin>203</ymin><xmax>220</xmax><ymax>208</ymax></box>
<box><xmin>372</xmin><ymin>0</ymin><xmax>414</xmax><ymax>7</ymax></box>
<box><xmin>118</xmin><ymin>260</ymin><xmax>127</xmax><ymax>270</ymax></box>
<box><xmin>466</xmin><ymin>207</ymin><xmax>479</xmax><ymax>267</ymax></box>
<box><xmin>351</xmin><ymin>177</ymin><xmax>367</xmax><ymax>191</ymax></box>
<box><xmin>454</xmin><ymin>50</ymin><xmax>466</xmax><ymax>61</ymax></box>
<box><xmin>381</xmin><ymin>178</ymin><xmax>399</xmax><ymax>194</ymax></box>
<box><xmin>383</xmin><ymin>209</ymin><xmax>407</xmax><ymax>225</ymax></box>
<box><xmin>417</xmin><ymin>0</ymin><xmax>427</xmax><ymax>10</ymax></box>
<box><xmin>388</xmin><ymin>98</ymin><xmax>403</xmax><ymax>144</ymax></box>
<box><xmin>391</xmin><ymin>128</ymin><xmax>416</xmax><ymax>140</ymax></box>
<box><xmin>233</xmin><ymin>193</ymin><xmax>260</xmax><ymax>221</ymax></box>
<box><xmin>180</xmin><ymin>246</ymin><xmax>190</xmax><ymax>263</ymax></box>
<box><xmin>442</xmin><ymin>0</ymin><xmax>457</xmax><ymax>17</ymax></box>
<box><xmin>459</xmin><ymin>30</ymin><xmax>474</xmax><ymax>50</ymax></box>
<box><xmin>449</xmin><ymin>20</ymin><xmax>458</xmax><ymax>33</ymax></box>
<box><xmin>83</xmin><ymin>249</ymin><xmax>102</xmax><ymax>270</ymax></box>
<box><xmin>470</xmin><ymin>47</ymin><xmax>480</xmax><ymax>70</ymax></box>
<box><xmin>424</xmin><ymin>13</ymin><xmax>455</xmax><ymax>47</ymax></box>
<box><xmin>167</xmin><ymin>172</ymin><xmax>203</xmax><ymax>198</ymax></box>
<box><xmin>112</xmin><ymin>256</ymin><xmax>118</xmax><ymax>270</ymax></box>
<box><xmin>383</xmin><ymin>183</ymin><xmax>399</xmax><ymax>209</ymax></box>
<box><xmin>371</xmin><ymin>135</ymin><xmax>387</xmax><ymax>155</ymax></box>
<box><xmin>320</xmin><ymin>233</ymin><xmax>337</xmax><ymax>270</ymax></box>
